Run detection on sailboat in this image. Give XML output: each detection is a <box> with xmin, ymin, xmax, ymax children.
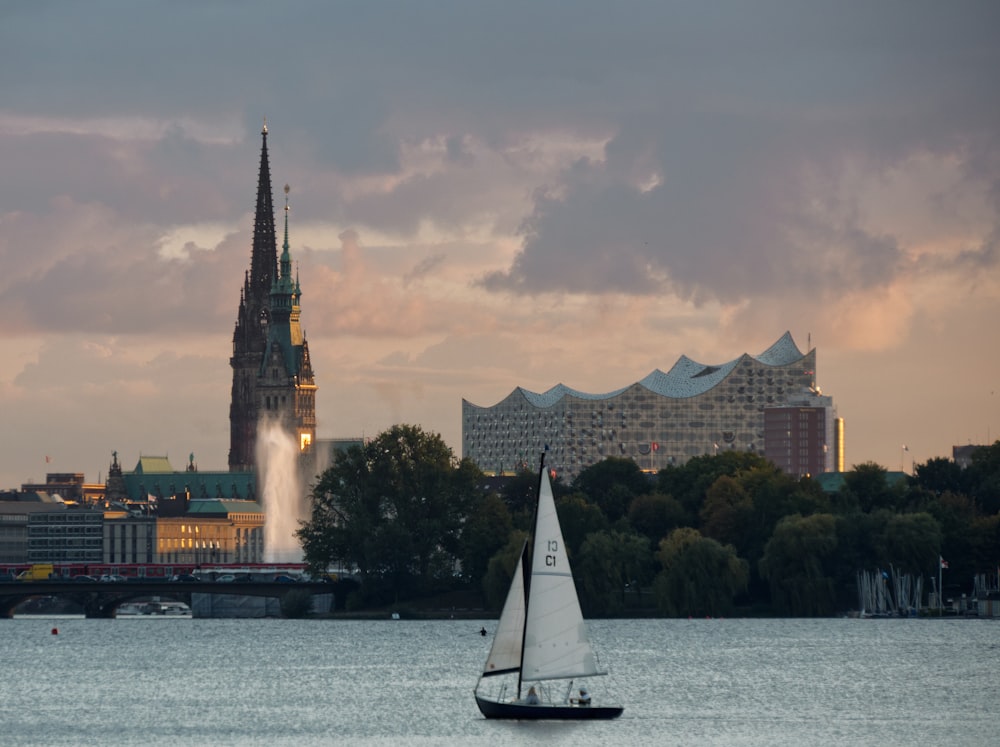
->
<box><xmin>474</xmin><ymin>454</ymin><xmax>623</xmax><ymax>720</ymax></box>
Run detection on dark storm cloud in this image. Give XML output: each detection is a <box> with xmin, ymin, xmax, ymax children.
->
<box><xmin>476</xmin><ymin>3</ymin><xmax>1000</xmax><ymax>299</ymax></box>
<box><xmin>3</xmin><ymin>1</ymin><xmax>1000</xmax><ymax>321</ymax></box>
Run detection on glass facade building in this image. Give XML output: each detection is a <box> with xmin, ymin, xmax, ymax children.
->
<box><xmin>463</xmin><ymin>332</ymin><xmax>838</xmax><ymax>482</ymax></box>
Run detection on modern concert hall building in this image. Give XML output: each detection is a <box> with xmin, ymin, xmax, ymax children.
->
<box><xmin>462</xmin><ymin>332</ymin><xmax>843</xmax><ymax>481</ymax></box>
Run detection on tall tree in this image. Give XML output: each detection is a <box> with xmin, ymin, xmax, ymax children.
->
<box><xmin>840</xmin><ymin>461</ymin><xmax>906</xmax><ymax>513</ymax></box>
<box><xmin>460</xmin><ymin>492</ymin><xmax>513</xmax><ymax>590</ymax></box>
<box><xmin>572</xmin><ymin>457</ymin><xmax>651</xmax><ymax>521</ymax></box>
<box><xmin>628</xmin><ymin>492</ymin><xmax>686</xmax><ymax>545</ymax></box>
<box><xmin>482</xmin><ymin>531</ymin><xmax>528</xmax><ymax>610</ymax></box>
<box><xmin>658</xmin><ymin>450</ymin><xmax>772</xmax><ymax>521</ymax></box>
<box><xmin>555</xmin><ymin>494</ymin><xmax>609</xmax><ymax>559</ymax></box>
<box><xmin>298</xmin><ymin>424</ymin><xmax>486</xmax><ymax>603</ymax></box>
<box><xmin>880</xmin><ymin>512</ymin><xmax>942</xmax><ymax>575</ymax></box>
<box><xmin>574</xmin><ymin>530</ymin><xmax>652</xmax><ymax>616</ymax></box>
<box><xmin>967</xmin><ymin>442</ymin><xmax>1000</xmax><ymax>514</ymax></box>
<box><xmin>652</xmin><ymin>527</ymin><xmax>748</xmax><ymax>617</ymax></box>
<box><xmin>759</xmin><ymin>513</ymin><xmax>838</xmax><ymax>616</ymax></box>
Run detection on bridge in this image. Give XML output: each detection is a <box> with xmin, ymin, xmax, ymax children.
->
<box><xmin>0</xmin><ymin>579</ymin><xmax>342</xmax><ymax>619</ymax></box>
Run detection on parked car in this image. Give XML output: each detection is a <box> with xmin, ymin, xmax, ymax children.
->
<box><xmin>273</xmin><ymin>574</ymin><xmax>296</xmax><ymax>583</ymax></box>
<box><xmin>215</xmin><ymin>574</ymin><xmax>236</xmax><ymax>583</ymax></box>
<box><xmin>72</xmin><ymin>575</ymin><xmax>97</xmax><ymax>582</ymax></box>
<box><xmin>99</xmin><ymin>574</ymin><xmax>127</xmax><ymax>583</ymax></box>
<box><xmin>169</xmin><ymin>574</ymin><xmax>198</xmax><ymax>583</ymax></box>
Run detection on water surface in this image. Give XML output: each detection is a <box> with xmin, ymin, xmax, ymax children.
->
<box><xmin>2</xmin><ymin>617</ymin><xmax>995</xmax><ymax>746</ymax></box>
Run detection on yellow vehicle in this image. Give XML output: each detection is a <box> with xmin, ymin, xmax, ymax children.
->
<box><xmin>17</xmin><ymin>564</ymin><xmax>55</xmax><ymax>581</ymax></box>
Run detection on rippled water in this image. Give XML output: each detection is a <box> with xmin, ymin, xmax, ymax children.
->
<box><xmin>1</xmin><ymin>616</ymin><xmax>996</xmax><ymax>746</ymax></box>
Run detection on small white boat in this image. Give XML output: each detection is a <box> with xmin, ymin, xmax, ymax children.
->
<box><xmin>116</xmin><ymin>601</ymin><xmax>192</xmax><ymax>618</ymax></box>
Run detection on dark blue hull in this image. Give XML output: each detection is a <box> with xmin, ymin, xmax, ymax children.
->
<box><xmin>475</xmin><ymin>693</ymin><xmax>623</xmax><ymax>720</ymax></box>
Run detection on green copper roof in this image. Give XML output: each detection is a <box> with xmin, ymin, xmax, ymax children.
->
<box><xmin>186</xmin><ymin>499</ymin><xmax>263</xmax><ymax>515</ymax></box>
<box><xmin>133</xmin><ymin>456</ymin><xmax>175</xmax><ymax>474</ymax></box>
<box><xmin>121</xmin><ymin>470</ymin><xmax>256</xmax><ymax>501</ymax></box>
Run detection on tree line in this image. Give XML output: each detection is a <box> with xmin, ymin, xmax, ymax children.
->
<box><xmin>298</xmin><ymin>424</ymin><xmax>1000</xmax><ymax>617</ymax></box>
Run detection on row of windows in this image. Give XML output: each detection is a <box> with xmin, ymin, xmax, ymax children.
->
<box><xmin>29</xmin><ymin>539</ymin><xmax>103</xmax><ymax>548</ymax></box>
<box><xmin>28</xmin><ymin>527</ymin><xmax>102</xmax><ymax>536</ymax></box>
<box><xmin>30</xmin><ymin>514</ymin><xmax>101</xmax><ymax>524</ymax></box>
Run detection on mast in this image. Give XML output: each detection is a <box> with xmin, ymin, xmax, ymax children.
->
<box><xmin>516</xmin><ymin>450</ymin><xmax>546</xmax><ymax>699</ymax></box>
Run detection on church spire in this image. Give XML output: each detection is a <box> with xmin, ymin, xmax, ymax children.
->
<box><xmin>249</xmin><ymin>121</ymin><xmax>277</xmax><ymax>306</ymax></box>
<box><xmin>279</xmin><ymin>183</ymin><xmax>292</xmax><ymax>284</ymax></box>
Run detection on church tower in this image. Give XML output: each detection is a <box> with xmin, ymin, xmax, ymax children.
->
<box><xmin>229</xmin><ymin>123</ymin><xmax>317</xmax><ymax>471</ymax></box>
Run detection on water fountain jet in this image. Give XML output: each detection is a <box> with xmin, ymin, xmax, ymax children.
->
<box><xmin>256</xmin><ymin>418</ymin><xmax>306</xmax><ymax>563</ymax></box>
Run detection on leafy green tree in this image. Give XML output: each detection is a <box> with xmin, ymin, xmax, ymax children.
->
<box><xmin>498</xmin><ymin>467</ymin><xmax>540</xmax><ymax>530</ymax></box>
<box><xmin>482</xmin><ymin>531</ymin><xmax>528</xmax><ymax>610</ymax></box>
<box><xmin>574</xmin><ymin>530</ymin><xmax>652</xmax><ymax>616</ymax></box>
<box><xmin>830</xmin><ymin>511</ymin><xmax>888</xmax><ymax>608</ymax></box>
<box><xmin>628</xmin><ymin>492</ymin><xmax>686</xmax><ymax>544</ymax></box>
<box><xmin>459</xmin><ymin>492</ymin><xmax>513</xmax><ymax>592</ymax></box>
<box><xmin>699</xmin><ymin>475</ymin><xmax>753</xmax><ymax>548</ymax></box>
<box><xmin>572</xmin><ymin>457</ymin><xmax>650</xmax><ymax>521</ymax></box>
<box><xmin>914</xmin><ymin>457</ymin><xmax>966</xmax><ymax>496</ymax></box>
<box><xmin>652</xmin><ymin>527</ymin><xmax>748</xmax><ymax>617</ymax></box>
<box><xmin>733</xmin><ymin>465</ymin><xmax>828</xmax><ymax>574</ymax></box>
<box><xmin>961</xmin><ymin>514</ymin><xmax>1000</xmax><ymax>581</ymax></box>
<box><xmin>840</xmin><ymin>462</ymin><xmax>906</xmax><ymax>513</ymax></box>
<box><xmin>966</xmin><ymin>442</ymin><xmax>1000</xmax><ymax>514</ymax></box>
<box><xmin>555</xmin><ymin>494</ymin><xmax>609</xmax><ymax>559</ymax></box>
<box><xmin>658</xmin><ymin>450</ymin><xmax>772</xmax><ymax>522</ymax></box>
<box><xmin>298</xmin><ymin>424</ymin><xmax>486</xmax><ymax>604</ymax></box>
<box><xmin>759</xmin><ymin>513</ymin><xmax>838</xmax><ymax>616</ymax></box>
<box><xmin>880</xmin><ymin>512</ymin><xmax>942</xmax><ymax>575</ymax></box>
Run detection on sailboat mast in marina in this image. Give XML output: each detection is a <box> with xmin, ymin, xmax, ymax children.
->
<box><xmin>474</xmin><ymin>453</ymin><xmax>623</xmax><ymax>720</ymax></box>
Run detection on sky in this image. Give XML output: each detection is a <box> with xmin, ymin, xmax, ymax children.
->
<box><xmin>2</xmin><ymin>2</ymin><xmax>999</xmax><ymax>489</ymax></box>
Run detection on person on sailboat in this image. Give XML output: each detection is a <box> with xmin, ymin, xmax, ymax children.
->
<box><xmin>526</xmin><ymin>686</ymin><xmax>540</xmax><ymax>705</ymax></box>
<box><xmin>570</xmin><ymin>687</ymin><xmax>591</xmax><ymax>706</ymax></box>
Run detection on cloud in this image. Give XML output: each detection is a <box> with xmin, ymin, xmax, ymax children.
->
<box><xmin>2</xmin><ymin>1</ymin><xmax>1000</xmax><ymax>486</ymax></box>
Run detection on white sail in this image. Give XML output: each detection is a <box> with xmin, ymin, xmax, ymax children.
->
<box><xmin>481</xmin><ymin>543</ymin><xmax>526</xmax><ymax>677</ymax></box>
<box><xmin>521</xmin><ymin>467</ymin><xmax>603</xmax><ymax>682</ymax></box>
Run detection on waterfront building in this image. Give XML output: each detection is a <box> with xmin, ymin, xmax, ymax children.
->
<box><xmin>463</xmin><ymin>332</ymin><xmax>841</xmax><ymax>482</ymax></box>
<box><xmin>952</xmin><ymin>444</ymin><xmax>988</xmax><ymax>470</ymax></box>
<box><xmin>0</xmin><ymin>498</ymin><xmax>72</xmax><ymax>564</ymax></box>
<box><xmin>27</xmin><ymin>509</ymin><xmax>104</xmax><ymax>564</ymax></box>
<box><xmin>229</xmin><ymin>122</ymin><xmax>317</xmax><ymax>471</ymax></box>
<box><xmin>99</xmin><ymin>452</ymin><xmax>263</xmax><ymax>565</ymax></box>
<box><xmin>104</xmin><ymin>453</ymin><xmax>255</xmax><ymax>506</ymax></box>
<box><xmin>763</xmin><ymin>390</ymin><xmax>844</xmax><ymax>478</ymax></box>
<box><xmin>153</xmin><ymin>501</ymin><xmax>264</xmax><ymax>566</ymax></box>
<box><xmin>18</xmin><ymin>472</ymin><xmax>105</xmax><ymax>507</ymax></box>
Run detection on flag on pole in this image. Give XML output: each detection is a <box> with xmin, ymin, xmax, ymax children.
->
<box><xmin>939</xmin><ymin>556</ymin><xmax>949</xmax><ymax>569</ymax></box>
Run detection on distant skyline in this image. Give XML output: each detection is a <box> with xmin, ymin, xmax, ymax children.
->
<box><xmin>2</xmin><ymin>3</ymin><xmax>999</xmax><ymax>489</ymax></box>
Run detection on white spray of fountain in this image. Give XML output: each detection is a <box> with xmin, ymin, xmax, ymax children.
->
<box><xmin>256</xmin><ymin>418</ymin><xmax>306</xmax><ymax>563</ymax></box>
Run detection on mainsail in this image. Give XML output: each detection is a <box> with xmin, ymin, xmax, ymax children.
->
<box><xmin>521</xmin><ymin>467</ymin><xmax>602</xmax><ymax>682</ymax></box>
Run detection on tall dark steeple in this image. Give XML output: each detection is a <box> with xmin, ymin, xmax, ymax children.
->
<box><xmin>229</xmin><ymin>123</ymin><xmax>317</xmax><ymax>471</ymax></box>
<box><xmin>249</xmin><ymin>121</ymin><xmax>278</xmax><ymax>306</ymax></box>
